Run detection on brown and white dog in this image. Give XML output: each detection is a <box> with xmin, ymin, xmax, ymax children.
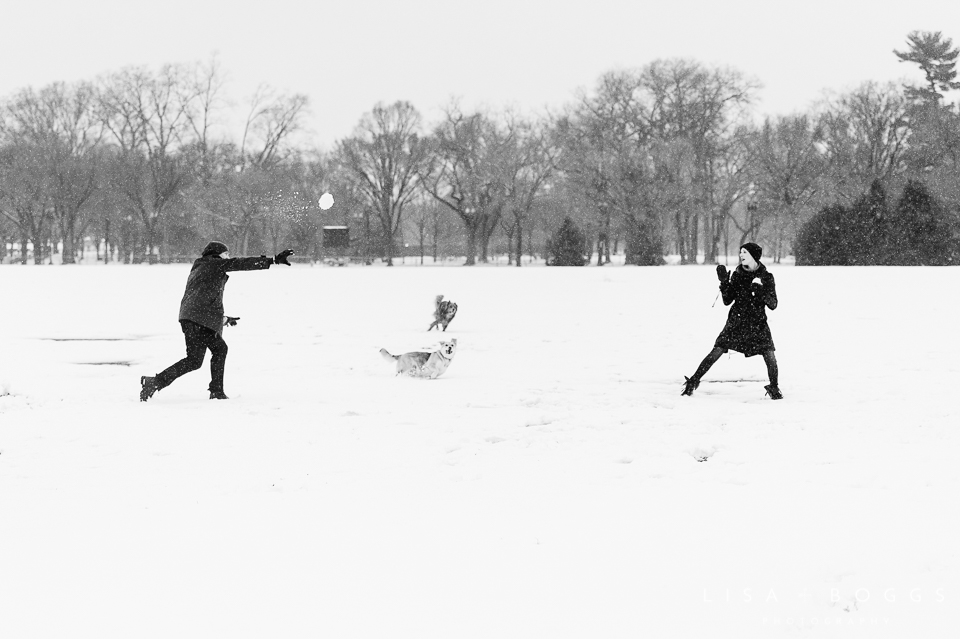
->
<box><xmin>428</xmin><ymin>295</ymin><xmax>458</xmax><ymax>331</ymax></box>
<box><xmin>380</xmin><ymin>339</ymin><xmax>458</xmax><ymax>379</ymax></box>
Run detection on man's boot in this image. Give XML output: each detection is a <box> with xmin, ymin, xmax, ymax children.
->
<box><xmin>764</xmin><ymin>384</ymin><xmax>783</xmax><ymax>400</ymax></box>
<box><xmin>681</xmin><ymin>376</ymin><xmax>700</xmax><ymax>397</ymax></box>
<box><xmin>140</xmin><ymin>376</ymin><xmax>160</xmax><ymax>402</ymax></box>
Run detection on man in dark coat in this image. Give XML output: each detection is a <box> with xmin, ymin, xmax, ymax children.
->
<box><xmin>140</xmin><ymin>241</ymin><xmax>294</xmax><ymax>401</ymax></box>
<box><xmin>681</xmin><ymin>242</ymin><xmax>782</xmax><ymax>400</ymax></box>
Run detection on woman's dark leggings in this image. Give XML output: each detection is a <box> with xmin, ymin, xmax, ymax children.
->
<box><xmin>155</xmin><ymin>320</ymin><xmax>228</xmax><ymax>393</ymax></box>
<box><xmin>691</xmin><ymin>347</ymin><xmax>778</xmax><ymax>386</ymax></box>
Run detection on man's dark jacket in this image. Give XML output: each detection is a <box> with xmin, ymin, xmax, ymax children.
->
<box><xmin>178</xmin><ymin>255</ymin><xmax>272</xmax><ymax>333</ymax></box>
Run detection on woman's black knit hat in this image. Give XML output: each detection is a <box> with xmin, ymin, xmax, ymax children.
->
<box><xmin>201</xmin><ymin>241</ymin><xmax>228</xmax><ymax>257</ymax></box>
<box><xmin>740</xmin><ymin>242</ymin><xmax>762</xmax><ymax>263</ymax></box>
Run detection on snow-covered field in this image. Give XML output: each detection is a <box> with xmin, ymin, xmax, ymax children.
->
<box><xmin>0</xmin><ymin>263</ymin><xmax>956</xmax><ymax>638</ymax></box>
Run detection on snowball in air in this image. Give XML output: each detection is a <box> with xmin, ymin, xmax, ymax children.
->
<box><xmin>318</xmin><ymin>193</ymin><xmax>335</xmax><ymax>210</ymax></box>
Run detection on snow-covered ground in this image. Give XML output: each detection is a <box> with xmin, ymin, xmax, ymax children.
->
<box><xmin>0</xmin><ymin>263</ymin><xmax>956</xmax><ymax>638</ymax></box>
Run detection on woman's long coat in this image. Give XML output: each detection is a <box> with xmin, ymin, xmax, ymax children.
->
<box><xmin>714</xmin><ymin>263</ymin><xmax>777</xmax><ymax>357</ymax></box>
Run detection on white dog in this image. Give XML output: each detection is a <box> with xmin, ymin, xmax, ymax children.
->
<box><xmin>380</xmin><ymin>339</ymin><xmax>457</xmax><ymax>379</ymax></box>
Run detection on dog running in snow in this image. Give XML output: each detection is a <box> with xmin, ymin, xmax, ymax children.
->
<box><xmin>380</xmin><ymin>339</ymin><xmax>457</xmax><ymax>379</ymax></box>
<box><xmin>428</xmin><ymin>295</ymin><xmax>458</xmax><ymax>331</ymax></box>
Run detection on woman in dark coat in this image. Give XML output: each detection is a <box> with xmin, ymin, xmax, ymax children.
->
<box><xmin>139</xmin><ymin>241</ymin><xmax>294</xmax><ymax>401</ymax></box>
<box><xmin>681</xmin><ymin>242</ymin><xmax>782</xmax><ymax>399</ymax></box>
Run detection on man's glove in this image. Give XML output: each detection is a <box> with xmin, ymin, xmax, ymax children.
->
<box><xmin>274</xmin><ymin>249</ymin><xmax>295</xmax><ymax>266</ymax></box>
<box><xmin>716</xmin><ymin>264</ymin><xmax>729</xmax><ymax>282</ymax></box>
<box><xmin>223</xmin><ymin>316</ymin><xmax>240</xmax><ymax>328</ymax></box>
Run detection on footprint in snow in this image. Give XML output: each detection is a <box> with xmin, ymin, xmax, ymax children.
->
<box><xmin>689</xmin><ymin>446</ymin><xmax>717</xmax><ymax>463</ymax></box>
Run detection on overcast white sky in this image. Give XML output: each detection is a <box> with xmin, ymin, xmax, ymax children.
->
<box><xmin>2</xmin><ymin>0</ymin><xmax>955</xmax><ymax>150</ymax></box>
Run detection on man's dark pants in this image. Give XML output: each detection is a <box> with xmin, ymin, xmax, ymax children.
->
<box><xmin>156</xmin><ymin>320</ymin><xmax>228</xmax><ymax>393</ymax></box>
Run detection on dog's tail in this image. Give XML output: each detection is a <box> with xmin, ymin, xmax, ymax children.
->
<box><xmin>379</xmin><ymin>348</ymin><xmax>398</xmax><ymax>362</ymax></box>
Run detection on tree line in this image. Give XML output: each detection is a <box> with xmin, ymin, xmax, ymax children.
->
<box><xmin>2</xmin><ymin>31</ymin><xmax>959</xmax><ymax>267</ymax></box>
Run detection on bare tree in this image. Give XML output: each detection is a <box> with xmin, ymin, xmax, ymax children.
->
<box><xmin>97</xmin><ymin>64</ymin><xmax>196</xmax><ymax>259</ymax></box>
<box><xmin>405</xmin><ymin>196</ymin><xmax>447</xmax><ymax>265</ymax></box>
<box><xmin>704</xmin><ymin>126</ymin><xmax>752</xmax><ymax>262</ymax></box>
<box><xmin>182</xmin><ymin>54</ymin><xmax>230</xmax><ymax>186</ymax></box>
<box><xmin>337</xmin><ymin>101</ymin><xmax>431</xmax><ymax>265</ymax></box>
<box><xmin>557</xmin><ymin>71</ymin><xmax>651</xmax><ymax>265</ymax></box>
<box><xmin>191</xmin><ymin>165</ymin><xmax>272</xmax><ymax>255</ymax></box>
<box><xmin>817</xmin><ymin>82</ymin><xmax>910</xmax><ymax>202</ymax></box>
<box><xmin>239</xmin><ymin>85</ymin><xmax>309</xmax><ymax>171</ymax></box>
<box><xmin>499</xmin><ymin>117</ymin><xmax>557</xmax><ymax>266</ymax></box>
<box><xmin>0</xmin><ymin>143</ymin><xmax>53</xmax><ymax>263</ymax></box>
<box><xmin>421</xmin><ymin>104</ymin><xmax>518</xmax><ymax>265</ymax></box>
<box><xmin>746</xmin><ymin>115</ymin><xmax>827</xmax><ymax>261</ymax></box>
<box><xmin>647</xmin><ymin>137</ymin><xmax>696</xmax><ymax>260</ymax></box>
<box><xmin>641</xmin><ymin>59</ymin><xmax>759</xmax><ymax>263</ymax></box>
<box><xmin>0</xmin><ymin>82</ymin><xmax>104</xmax><ymax>263</ymax></box>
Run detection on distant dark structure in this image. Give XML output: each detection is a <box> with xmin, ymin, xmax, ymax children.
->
<box><xmin>322</xmin><ymin>226</ymin><xmax>350</xmax><ymax>250</ymax></box>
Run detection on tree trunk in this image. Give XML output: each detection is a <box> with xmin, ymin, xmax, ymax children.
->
<box><xmin>62</xmin><ymin>226</ymin><xmax>76</xmax><ymax>265</ymax></box>
<box><xmin>704</xmin><ymin>212</ymin><xmax>713</xmax><ymax>263</ymax></box>
<box><xmin>690</xmin><ymin>213</ymin><xmax>699</xmax><ymax>264</ymax></box>
<box><xmin>144</xmin><ymin>216</ymin><xmax>159</xmax><ymax>260</ymax></box>
<box><xmin>34</xmin><ymin>234</ymin><xmax>46</xmax><ymax>264</ymax></box>
<box><xmin>465</xmin><ymin>225</ymin><xmax>477</xmax><ymax>266</ymax></box>
<box><xmin>418</xmin><ymin>225</ymin><xmax>425</xmax><ymax>265</ymax></box>
<box><xmin>104</xmin><ymin>218</ymin><xmax>111</xmax><ymax>264</ymax></box>
<box><xmin>515</xmin><ymin>220</ymin><xmax>523</xmax><ymax>267</ymax></box>
<box><xmin>384</xmin><ymin>232</ymin><xmax>394</xmax><ymax>266</ymax></box>
<box><xmin>161</xmin><ymin>221</ymin><xmax>170</xmax><ymax>262</ymax></box>
<box><xmin>603</xmin><ymin>214</ymin><xmax>612</xmax><ymax>264</ymax></box>
<box><xmin>362</xmin><ymin>209</ymin><xmax>372</xmax><ymax>264</ymax></box>
<box><xmin>723</xmin><ymin>215</ymin><xmax>730</xmax><ymax>266</ymax></box>
<box><xmin>704</xmin><ymin>208</ymin><xmax>715</xmax><ymax>263</ymax></box>
<box><xmin>674</xmin><ymin>210</ymin><xmax>685</xmax><ymax>264</ymax></box>
<box><xmin>478</xmin><ymin>223</ymin><xmax>493</xmax><ymax>263</ymax></box>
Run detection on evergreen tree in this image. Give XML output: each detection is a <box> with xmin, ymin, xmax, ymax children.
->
<box><xmin>547</xmin><ymin>217</ymin><xmax>588</xmax><ymax>266</ymax></box>
<box><xmin>889</xmin><ymin>179</ymin><xmax>957</xmax><ymax>264</ymax></box>
<box><xmin>795</xmin><ymin>204</ymin><xmax>851</xmax><ymax>265</ymax></box>
<box><xmin>894</xmin><ymin>31</ymin><xmax>960</xmax><ymax>103</ymax></box>
<box><xmin>624</xmin><ymin>219</ymin><xmax>663</xmax><ymax>265</ymax></box>
<box><xmin>795</xmin><ymin>181</ymin><xmax>888</xmax><ymax>265</ymax></box>
<box><xmin>849</xmin><ymin>180</ymin><xmax>890</xmax><ymax>264</ymax></box>
<box><xmin>797</xmin><ymin>179</ymin><xmax>958</xmax><ymax>265</ymax></box>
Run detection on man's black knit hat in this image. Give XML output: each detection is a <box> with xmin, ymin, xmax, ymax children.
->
<box><xmin>201</xmin><ymin>241</ymin><xmax>228</xmax><ymax>257</ymax></box>
<box><xmin>740</xmin><ymin>242</ymin><xmax>762</xmax><ymax>263</ymax></box>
